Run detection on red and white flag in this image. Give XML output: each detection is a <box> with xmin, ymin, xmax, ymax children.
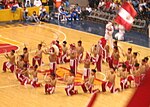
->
<box><xmin>114</xmin><ymin>2</ymin><xmax>137</xmax><ymax>31</ymax></box>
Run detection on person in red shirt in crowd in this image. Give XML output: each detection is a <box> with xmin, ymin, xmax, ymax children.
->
<box><xmin>5</xmin><ymin>0</ymin><xmax>13</xmax><ymax>9</ymax></box>
<box><xmin>104</xmin><ymin>0</ymin><xmax>112</xmax><ymax>11</ymax></box>
<box><xmin>53</xmin><ymin>0</ymin><xmax>62</xmax><ymax>10</ymax></box>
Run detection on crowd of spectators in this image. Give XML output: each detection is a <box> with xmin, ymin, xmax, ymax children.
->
<box><xmin>55</xmin><ymin>3</ymin><xmax>80</xmax><ymax>21</ymax></box>
<box><xmin>53</xmin><ymin>2</ymin><xmax>93</xmax><ymax>22</ymax></box>
<box><xmin>0</xmin><ymin>0</ymin><xmax>45</xmax><ymax>10</ymax></box>
<box><xmin>22</xmin><ymin>5</ymin><xmax>50</xmax><ymax>23</ymax></box>
<box><xmin>0</xmin><ymin>0</ymin><xmax>149</xmax><ymax>23</ymax></box>
<box><xmin>88</xmin><ymin>0</ymin><xmax>150</xmax><ymax>20</ymax></box>
<box><xmin>0</xmin><ymin>0</ymin><xmax>50</xmax><ymax>22</ymax></box>
<box><xmin>52</xmin><ymin>0</ymin><xmax>149</xmax><ymax>22</ymax></box>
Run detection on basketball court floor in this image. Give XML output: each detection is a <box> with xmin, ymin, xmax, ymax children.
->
<box><xmin>0</xmin><ymin>22</ymin><xmax>150</xmax><ymax>107</ymax></box>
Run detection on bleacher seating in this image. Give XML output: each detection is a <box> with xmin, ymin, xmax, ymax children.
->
<box><xmin>87</xmin><ymin>11</ymin><xmax>146</xmax><ymax>29</ymax></box>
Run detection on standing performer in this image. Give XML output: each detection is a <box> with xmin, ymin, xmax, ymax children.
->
<box><xmin>109</xmin><ymin>46</ymin><xmax>120</xmax><ymax>69</ymax></box>
<box><xmin>32</xmin><ymin>44</ymin><xmax>44</xmax><ymax>66</ymax></box>
<box><xmin>30</xmin><ymin>65</ymin><xmax>42</xmax><ymax>88</ymax></box>
<box><xmin>65</xmin><ymin>71</ymin><xmax>78</xmax><ymax>96</ymax></box>
<box><xmin>55</xmin><ymin>40</ymin><xmax>63</xmax><ymax>64</ymax></box>
<box><xmin>104</xmin><ymin>44</ymin><xmax>110</xmax><ymax>63</ymax></box>
<box><xmin>99</xmin><ymin>37</ymin><xmax>107</xmax><ymax>62</ymax></box>
<box><xmin>90</xmin><ymin>44</ymin><xmax>99</xmax><ymax>64</ymax></box>
<box><xmin>83</xmin><ymin>52</ymin><xmax>91</xmax><ymax>82</ymax></box>
<box><xmin>76</xmin><ymin>40</ymin><xmax>84</xmax><ymax>63</ymax></box>
<box><xmin>61</xmin><ymin>41</ymin><xmax>68</xmax><ymax>63</ymax></box>
<box><xmin>101</xmin><ymin>68</ymin><xmax>120</xmax><ymax>93</ymax></box>
<box><xmin>69</xmin><ymin>44</ymin><xmax>77</xmax><ymax>75</ymax></box>
<box><xmin>45</xmin><ymin>73</ymin><xmax>57</xmax><ymax>94</ymax></box>
<box><xmin>3</xmin><ymin>50</ymin><xmax>16</xmax><ymax>73</ymax></box>
<box><xmin>104</xmin><ymin>21</ymin><xmax>114</xmax><ymax>48</ymax></box>
<box><xmin>81</xmin><ymin>69</ymin><xmax>100</xmax><ymax>93</ymax></box>
<box><xmin>49</xmin><ymin>47</ymin><xmax>57</xmax><ymax>73</ymax></box>
<box><xmin>95</xmin><ymin>41</ymin><xmax>103</xmax><ymax>72</ymax></box>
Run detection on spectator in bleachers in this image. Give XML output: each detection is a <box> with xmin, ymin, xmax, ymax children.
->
<box><xmin>60</xmin><ymin>8</ymin><xmax>67</xmax><ymax>21</ymax></box>
<box><xmin>11</xmin><ymin>0</ymin><xmax>20</xmax><ymax>12</ymax></box>
<box><xmin>6</xmin><ymin>0</ymin><xmax>13</xmax><ymax>9</ymax></box>
<box><xmin>66</xmin><ymin>10</ymin><xmax>72</xmax><ymax>21</ymax></box>
<box><xmin>95</xmin><ymin>0</ymin><xmax>99</xmax><ymax>8</ymax></box>
<box><xmin>71</xmin><ymin>8</ymin><xmax>79</xmax><ymax>21</ymax></box>
<box><xmin>0</xmin><ymin>0</ymin><xmax>5</xmax><ymax>9</ymax></box>
<box><xmin>34</xmin><ymin>0</ymin><xmax>42</xmax><ymax>7</ymax></box>
<box><xmin>39</xmin><ymin>5</ymin><xmax>46</xmax><ymax>15</ymax></box>
<box><xmin>25</xmin><ymin>0</ymin><xmax>31</xmax><ymax>7</ymax></box>
<box><xmin>22</xmin><ymin>7</ymin><xmax>30</xmax><ymax>22</ymax></box>
<box><xmin>88</xmin><ymin>0</ymin><xmax>94</xmax><ymax>8</ymax></box>
<box><xmin>138</xmin><ymin>0</ymin><xmax>150</xmax><ymax>19</ymax></box>
<box><xmin>110</xmin><ymin>1</ymin><xmax>117</xmax><ymax>14</ymax></box>
<box><xmin>98</xmin><ymin>0</ymin><xmax>105</xmax><ymax>11</ymax></box>
<box><xmin>64</xmin><ymin>0</ymin><xmax>69</xmax><ymax>7</ymax></box>
<box><xmin>132</xmin><ymin>0</ymin><xmax>139</xmax><ymax>13</ymax></box>
<box><xmin>103</xmin><ymin>0</ymin><xmax>112</xmax><ymax>12</ymax></box>
<box><xmin>58</xmin><ymin>3</ymin><xmax>64</xmax><ymax>13</ymax></box>
<box><xmin>39</xmin><ymin>5</ymin><xmax>49</xmax><ymax>21</ymax></box>
<box><xmin>86</xmin><ymin>5</ymin><xmax>92</xmax><ymax>15</ymax></box>
<box><xmin>12</xmin><ymin>0</ymin><xmax>20</xmax><ymax>8</ymax></box>
<box><xmin>42</xmin><ymin>0</ymin><xmax>48</xmax><ymax>6</ymax></box>
<box><xmin>80</xmin><ymin>7</ymin><xmax>89</xmax><ymax>19</ymax></box>
<box><xmin>75</xmin><ymin>4</ymin><xmax>81</xmax><ymax>19</ymax></box>
<box><xmin>31</xmin><ymin>11</ymin><xmax>40</xmax><ymax>23</ymax></box>
<box><xmin>139</xmin><ymin>0</ymin><xmax>149</xmax><ymax>12</ymax></box>
<box><xmin>54</xmin><ymin>0</ymin><xmax>63</xmax><ymax>11</ymax></box>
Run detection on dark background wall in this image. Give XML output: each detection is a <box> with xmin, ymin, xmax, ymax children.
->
<box><xmin>69</xmin><ymin>0</ymin><xmax>89</xmax><ymax>6</ymax></box>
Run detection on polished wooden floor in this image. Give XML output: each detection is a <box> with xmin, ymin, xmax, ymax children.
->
<box><xmin>0</xmin><ymin>22</ymin><xmax>150</xmax><ymax>107</ymax></box>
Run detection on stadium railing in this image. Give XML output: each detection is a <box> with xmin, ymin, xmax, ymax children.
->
<box><xmin>87</xmin><ymin>11</ymin><xmax>146</xmax><ymax>29</ymax></box>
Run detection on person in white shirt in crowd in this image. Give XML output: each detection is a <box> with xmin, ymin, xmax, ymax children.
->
<box><xmin>58</xmin><ymin>3</ymin><xmax>64</xmax><ymax>13</ymax></box>
<box><xmin>25</xmin><ymin>0</ymin><xmax>31</xmax><ymax>7</ymax></box>
<box><xmin>85</xmin><ymin>5</ymin><xmax>92</xmax><ymax>15</ymax></box>
<box><xmin>34</xmin><ymin>0</ymin><xmax>42</xmax><ymax>7</ymax></box>
<box><xmin>39</xmin><ymin>5</ymin><xmax>46</xmax><ymax>15</ymax></box>
<box><xmin>110</xmin><ymin>1</ymin><xmax>117</xmax><ymax>13</ymax></box>
<box><xmin>11</xmin><ymin>0</ymin><xmax>19</xmax><ymax>13</ymax></box>
<box><xmin>57</xmin><ymin>4</ymin><xmax>64</xmax><ymax>20</ymax></box>
<box><xmin>139</xmin><ymin>1</ymin><xmax>149</xmax><ymax>12</ymax></box>
<box><xmin>98</xmin><ymin>0</ymin><xmax>105</xmax><ymax>11</ymax></box>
